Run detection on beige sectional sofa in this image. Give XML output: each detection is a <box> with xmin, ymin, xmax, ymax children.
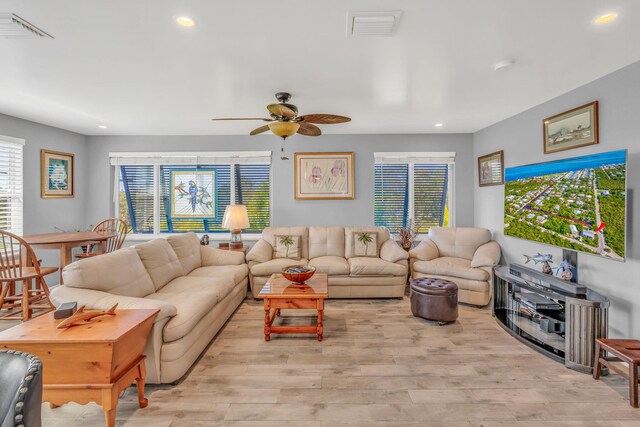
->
<box><xmin>409</xmin><ymin>227</ymin><xmax>501</xmax><ymax>306</ymax></box>
<box><xmin>246</xmin><ymin>226</ymin><xmax>409</xmax><ymax>298</ymax></box>
<box><xmin>50</xmin><ymin>232</ymin><xmax>248</xmax><ymax>384</ymax></box>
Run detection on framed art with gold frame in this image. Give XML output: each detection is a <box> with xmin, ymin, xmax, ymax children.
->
<box><xmin>478</xmin><ymin>150</ymin><xmax>504</xmax><ymax>187</ymax></box>
<box><xmin>41</xmin><ymin>149</ymin><xmax>74</xmax><ymax>198</ymax></box>
<box><xmin>294</xmin><ymin>152</ymin><xmax>354</xmax><ymax>200</ymax></box>
<box><xmin>543</xmin><ymin>101</ymin><xmax>599</xmax><ymax>154</ymax></box>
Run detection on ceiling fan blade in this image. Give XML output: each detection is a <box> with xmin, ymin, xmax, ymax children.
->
<box><xmin>298</xmin><ymin>114</ymin><xmax>351</xmax><ymax>124</ymax></box>
<box><xmin>250</xmin><ymin>125</ymin><xmax>270</xmax><ymax>135</ymax></box>
<box><xmin>267</xmin><ymin>104</ymin><xmax>296</xmax><ymax>119</ymax></box>
<box><xmin>212</xmin><ymin>117</ymin><xmax>273</xmax><ymax>121</ymax></box>
<box><xmin>297</xmin><ymin>122</ymin><xmax>322</xmax><ymax>136</ymax></box>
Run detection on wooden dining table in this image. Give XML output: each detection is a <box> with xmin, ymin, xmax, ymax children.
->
<box><xmin>23</xmin><ymin>231</ymin><xmax>117</xmax><ymax>284</ymax></box>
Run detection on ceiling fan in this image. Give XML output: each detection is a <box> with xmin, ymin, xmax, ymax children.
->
<box><xmin>212</xmin><ymin>92</ymin><xmax>351</xmax><ymax>158</ymax></box>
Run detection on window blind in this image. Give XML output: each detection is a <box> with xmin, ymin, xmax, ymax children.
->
<box><xmin>234</xmin><ymin>164</ymin><xmax>270</xmax><ymax>233</ymax></box>
<box><xmin>414</xmin><ymin>164</ymin><xmax>449</xmax><ymax>232</ymax></box>
<box><xmin>374</xmin><ymin>164</ymin><xmax>409</xmax><ymax>230</ymax></box>
<box><xmin>0</xmin><ymin>137</ymin><xmax>24</xmax><ymax>236</ymax></box>
<box><xmin>119</xmin><ymin>165</ymin><xmax>154</xmax><ymax>234</ymax></box>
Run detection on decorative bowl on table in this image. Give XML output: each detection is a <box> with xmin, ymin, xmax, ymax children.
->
<box><xmin>281</xmin><ymin>265</ymin><xmax>316</xmax><ymax>283</ymax></box>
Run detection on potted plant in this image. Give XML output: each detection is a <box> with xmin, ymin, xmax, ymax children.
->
<box><xmin>395</xmin><ymin>220</ymin><xmax>417</xmax><ymax>251</ymax></box>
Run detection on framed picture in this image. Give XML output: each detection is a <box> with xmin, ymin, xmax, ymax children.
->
<box><xmin>170</xmin><ymin>169</ymin><xmax>216</xmax><ymax>218</ymax></box>
<box><xmin>294</xmin><ymin>152</ymin><xmax>354</xmax><ymax>200</ymax></box>
<box><xmin>543</xmin><ymin>101</ymin><xmax>599</xmax><ymax>154</ymax></box>
<box><xmin>41</xmin><ymin>150</ymin><xmax>74</xmax><ymax>198</ymax></box>
<box><xmin>478</xmin><ymin>150</ymin><xmax>504</xmax><ymax>187</ymax></box>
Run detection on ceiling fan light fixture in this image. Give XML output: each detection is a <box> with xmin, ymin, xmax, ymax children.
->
<box><xmin>268</xmin><ymin>122</ymin><xmax>300</xmax><ymax>139</ymax></box>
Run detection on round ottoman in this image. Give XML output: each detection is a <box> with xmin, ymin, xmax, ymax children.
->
<box><xmin>410</xmin><ymin>278</ymin><xmax>458</xmax><ymax>324</ymax></box>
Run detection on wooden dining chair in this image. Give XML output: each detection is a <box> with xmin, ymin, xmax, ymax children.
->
<box><xmin>0</xmin><ymin>231</ymin><xmax>57</xmax><ymax>321</ymax></box>
<box><xmin>76</xmin><ymin>218</ymin><xmax>128</xmax><ymax>259</ymax></box>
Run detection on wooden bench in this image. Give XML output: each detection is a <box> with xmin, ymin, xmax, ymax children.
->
<box><xmin>593</xmin><ymin>338</ymin><xmax>640</xmax><ymax>408</ymax></box>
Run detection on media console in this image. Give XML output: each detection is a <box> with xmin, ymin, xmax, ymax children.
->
<box><xmin>493</xmin><ymin>265</ymin><xmax>609</xmax><ymax>373</ymax></box>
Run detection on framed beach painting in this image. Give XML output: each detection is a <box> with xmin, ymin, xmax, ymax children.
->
<box><xmin>41</xmin><ymin>150</ymin><xmax>74</xmax><ymax>198</ymax></box>
<box><xmin>543</xmin><ymin>101</ymin><xmax>599</xmax><ymax>154</ymax></box>
<box><xmin>294</xmin><ymin>152</ymin><xmax>354</xmax><ymax>200</ymax></box>
<box><xmin>170</xmin><ymin>169</ymin><xmax>216</xmax><ymax>219</ymax></box>
<box><xmin>478</xmin><ymin>150</ymin><xmax>504</xmax><ymax>187</ymax></box>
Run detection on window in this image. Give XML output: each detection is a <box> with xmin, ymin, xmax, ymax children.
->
<box><xmin>0</xmin><ymin>136</ymin><xmax>24</xmax><ymax>236</ymax></box>
<box><xmin>111</xmin><ymin>152</ymin><xmax>271</xmax><ymax>236</ymax></box>
<box><xmin>374</xmin><ymin>152</ymin><xmax>455</xmax><ymax>233</ymax></box>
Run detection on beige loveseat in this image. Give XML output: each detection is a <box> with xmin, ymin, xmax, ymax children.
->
<box><xmin>409</xmin><ymin>227</ymin><xmax>501</xmax><ymax>306</ymax></box>
<box><xmin>246</xmin><ymin>226</ymin><xmax>409</xmax><ymax>298</ymax></box>
<box><xmin>50</xmin><ymin>232</ymin><xmax>248</xmax><ymax>384</ymax></box>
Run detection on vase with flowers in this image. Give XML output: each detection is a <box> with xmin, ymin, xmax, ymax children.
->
<box><xmin>394</xmin><ymin>219</ymin><xmax>417</xmax><ymax>251</ymax></box>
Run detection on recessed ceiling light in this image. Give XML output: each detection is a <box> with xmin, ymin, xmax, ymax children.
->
<box><xmin>594</xmin><ymin>12</ymin><xmax>618</xmax><ymax>25</ymax></box>
<box><xmin>98</xmin><ymin>125</ymin><xmax>107</xmax><ymax>129</ymax></box>
<box><xmin>435</xmin><ymin>123</ymin><xmax>443</xmax><ymax>127</ymax></box>
<box><xmin>176</xmin><ymin>16</ymin><xmax>196</xmax><ymax>27</ymax></box>
<box><xmin>494</xmin><ymin>59</ymin><xmax>515</xmax><ymax>72</ymax></box>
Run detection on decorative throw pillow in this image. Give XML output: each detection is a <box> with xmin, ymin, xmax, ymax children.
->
<box><xmin>352</xmin><ymin>231</ymin><xmax>378</xmax><ymax>257</ymax></box>
<box><xmin>274</xmin><ymin>235</ymin><xmax>301</xmax><ymax>260</ymax></box>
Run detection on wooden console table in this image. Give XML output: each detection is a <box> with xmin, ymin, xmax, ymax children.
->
<box><xmin>259</xmin><ymin>273</ymin><xmax>327</xmax><ymax>342</ymax></box>
<box><xmin>0</xmin><ymin>309</ymin><xmax>158</xmax><ymax>427</ymax></box>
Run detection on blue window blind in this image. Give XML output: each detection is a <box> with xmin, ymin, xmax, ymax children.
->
<box><xmin>414</xmin><ymin>164</ymin><xmax>449</xmax><ymax>233</ymax></box>
<box><xmin>159</xmin><ymin>165</ymin><xmax>231</xmax><ymax>233</ymax></box>
<box><xmin>375</xmin><ymin>164</ymin><xmax>409</xmax><ymax>230</ymax></box>
<box><xmin>374</xmin><ymin>163</ymin><xmax>449</xmax><ymax>233</ymax></box>
<box><xmin>234</xmin><ymin>164</ymin><xmax>270</xmax><ymax>233</ymax></box>
<box><xmin>119</xmin><ymin>165</ymin><xmax>154</xmax><ymax>234</ymax></box>
<box><xmin>119</xmin><ymin>162</ymin><xmax>271</xmax><ymax>234</ymax></box>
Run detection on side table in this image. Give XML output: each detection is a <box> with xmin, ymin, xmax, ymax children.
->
<box><xmin>593</xmin><ymin>338</ymin><xmax>640</xmax><ymax>408</ymax></box>
<box><xmin>0</xmin><ymin>309</ymin><xmax>159</xmax><ymax>427</ymax></box>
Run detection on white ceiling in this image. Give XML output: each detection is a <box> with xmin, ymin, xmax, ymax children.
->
<box><xmin>1</xmin><ymin>0</ymin><xmax>639</xmax><ymax>136</ymax></box>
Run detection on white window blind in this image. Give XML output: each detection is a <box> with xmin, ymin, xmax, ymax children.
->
<box><xmin>0</xmin><ymin>136</ymin><xmax>24</xmax><ymax>236</ymax></box>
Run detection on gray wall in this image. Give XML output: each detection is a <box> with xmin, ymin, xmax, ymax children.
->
<box><xmin>473</xmin><ymin>60</ymin><xmax>640</xmax><ymax>338</ymax></box>
<box><xmin>0</xmin><ymin>113</ymin><xmax>88</xmax><ymax>282</ymax></box>
<box><xmin>85</xmin><ymin>134</ymin><xmax>475</xmax><ymax>229</ymax></box>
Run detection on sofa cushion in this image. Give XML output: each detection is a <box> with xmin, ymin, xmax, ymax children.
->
<box><xmin>261</xmin><ymin>227</ymin><xmax>309</xmax><ymax>259</ymax></box>
<box><xmin>309</xmin><ymin>256</ymin><xmax>350</xmax><ymax>275</ymax></box>
<box><xmin>428</xmin><ymin>227</ymin><xmax>492</xmax><ymax>260</ymax></box>
<box><xmin>62</xmin><ymin>247</ymin><xmax>155</xmax><ymax>298</ymax></box>
<box><xmin>309</xmin><ymin>226</ymin><xmax>345</xmax><ymax>258</ymax></box>
<box><xmin>412</xmin><ymin>257</ymin><xmax>490</xmax><ymax>281</ymax></box>
<box><xmin>250</xmin><ymin>258</ymin><xmax>308</xmax><ymax>277</ymax></box>
<box><xmin>273</xmin><ymin>235</ymin><xmax>301</xmax><ymax>260</ymax></box>
<box><xmin>167</xmin><ymin>232</ymin><xmax>202</xmax><ymax>274</ymax></box>
<box><xmin>188</xmin><ymin>265</ymin><xmax>249</xmax><ymax>285</ymax></box>
<box><xmin>344</xmin><ymin>227</ymin><xmax>390</xmax><ymax>258</ymax></box>
<box><xmin>158</xmin><ymin>275</ymin><xmax>234</xmax><ymax>296</ymax></box>
<box><xmin>145</xmin><ymin>291</ymin><xmax>219</xmax><ymax>342</ymax></box>
<box><xmin>348</xmin><ymin>257</ymin><xmax>406</xmax><ymax>277</ymax></box>
<box><xmin>135</xmin><ymin>238</ymin><xmax>184</xmax><ymax>290</ymax></box>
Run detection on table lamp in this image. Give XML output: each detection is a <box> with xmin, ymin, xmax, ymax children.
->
<box><xmin>222</xmin><ymin>204</ymin><xmax>250</xmax><ymax>249</ymax></box>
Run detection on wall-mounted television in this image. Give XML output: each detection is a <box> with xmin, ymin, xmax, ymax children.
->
<box><xmin>504</xmin><ymin>149</ymin><xmax>626</xmax><ymax>261</ymax></box>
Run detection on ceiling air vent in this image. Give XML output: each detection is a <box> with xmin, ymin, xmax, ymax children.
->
<box><xmin>0</xmin><ymin>13</ymin><xmax>53</xmax><ymax>39</ymax></box>
<box><xmin>347</xmin><ymin>11</ymin><xmax>402</xmax><ymax>37</ymax></box>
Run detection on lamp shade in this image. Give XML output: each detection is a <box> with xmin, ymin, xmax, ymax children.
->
<box><xmin>268</xmin><ymin>121</ymin><xmax>300</xmax><ymax>138</ymax></box>
<box><xmin>222</xmin><ymin>204</ymin><xmax>250</xmax><ymax>230</ymax></box>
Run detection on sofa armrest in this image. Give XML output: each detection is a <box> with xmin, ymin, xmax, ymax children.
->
<box><xmin>470</xmin><ymin>241</ymin><xmax>501</xmax><ymax>268</ymax></box>
<box><xmin>380</xmin><ymin>240</ymin><xmax>409</xmax><ymax>263</ymax></box>
<box><xmin>200</xmin><ymin>245</ymin><xmax>245</xmax><ymax>266</ymax></box>
<box><xmin>246</xmin><ymin>239</ymin><xmax>273</xmax><ymax>263</ymax></box>
<box><xmin>50</xmin><ymin>286</ymin><xmax>177</xmax><ymax>323</ymax></box>
<box><xmin>408</xmin><ymin>238</ymin><xmax>439</xmax><ymax>261</ymax></box>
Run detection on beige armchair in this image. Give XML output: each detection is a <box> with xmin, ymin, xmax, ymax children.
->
<box><xmin>409</xmin><ymin>227</ymin><xmax>501</xmax><ymax>306</ymax></box>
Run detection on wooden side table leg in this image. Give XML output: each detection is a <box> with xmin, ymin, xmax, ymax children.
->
<box><xmin>630</xmin><ymin>362</ymin><xmax>639</xmax><ymax>408</ymax></box>
<box><xmin>593</xmin><ymin>341</ymin><xmax>603</xmax><ymax>380</ymax></box>
<box><xmin>21</xmin><ymin>280</ymin><xmax>31</xmax><ymax>321</ymax></box>
<box><xmin>101</xmin><ymin>387</ymin><xmax>118</xmax><ymax>427</ymax></box>
<box><xmin>136</xmin><ymin>361</ymin><xmax>148</xmax><ymax>408</ymax></box>
<box><xmin>317</xmin><ymin>299</ymin><xmax>324</xmax><ymax>342</ymax></box>
<box><xmin>264</xmin><ymin>299</ymin><xmax>271</xmax><ymax>342</ymax></box>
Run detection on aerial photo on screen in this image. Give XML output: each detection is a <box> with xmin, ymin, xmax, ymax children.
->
<box><xmin>504</xmin><ymin>150</ymin><xmax>626</xmax><ymax>260</ymax></box>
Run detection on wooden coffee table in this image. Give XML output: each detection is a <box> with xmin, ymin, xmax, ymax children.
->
<box><xmin>259</xmin><ymin>273</ymin><xmax>328</xmax><ymax>341</ymax></box>
<box><xmin>0</xmin><ymin>309</ymin><xmax>159</xmax><ymax>427</ymax></box>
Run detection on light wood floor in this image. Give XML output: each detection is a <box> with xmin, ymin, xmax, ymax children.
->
<box><xmin>6</xmin><ymin>296</ymin><xmax>640</xmax><ymax>426</ymax></box>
